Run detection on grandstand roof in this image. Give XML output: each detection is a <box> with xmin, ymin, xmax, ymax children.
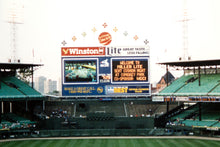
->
<box><xmin>0</xmin><ymin>76</ymin><xmax>45</xmax><ymax>101</ymax></box>
<box><xmin>0</xmin><ymin>63</ymin><xmax>44</xmax><ymax>101</ymax></box>
<box><xmin>0</xmin><ymin>63</ymin><xmax>43</xmax><ymax>70</ymax></box>
<box><xmin>158</xmin><ymin>59</ymin><xmax>220</xmax><ymax>67</ymax></box>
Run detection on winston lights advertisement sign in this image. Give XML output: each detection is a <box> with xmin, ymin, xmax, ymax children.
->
<box><xmin>61</xmin><ymin>47</ymin><xmax>105</xmax><ymax>56</ymax></box>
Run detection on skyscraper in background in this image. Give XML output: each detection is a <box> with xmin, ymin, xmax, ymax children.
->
<box><xmin>44</xmin><ymin>79</ymin><xmax>57</xmax><ymax>94</ymax></box>
<box><xmin>35</xmin><ymin>76</ymin><xmax>58</xmax><ymax>94</ymax></box>
<box><xmin>34</xmin><ymin>76</ymin><xmax>46</xmax><ymax>94</ymax></box>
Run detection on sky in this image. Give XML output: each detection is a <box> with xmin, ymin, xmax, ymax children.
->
<box><xmin>0</xmin><ymin>0</ymin><xmax>220</xmax><ymax>84</ymax></box>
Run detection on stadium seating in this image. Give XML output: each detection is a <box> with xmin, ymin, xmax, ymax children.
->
<box><xmin>209</xmin><ymin>84</ymin><xmax>220</xmax><ymax>96</ymax></box>
<box><xmin>171</xmin><ymin>104</ymin><xmax>199</xmax><ymax>120</ymax></box>
<box><xmin>0</xmin><ymin>76</ymin><xmax>42</xmax><ymax>99</ymax></box>
<box><xmin>176</xmin><ymin>74</ymin><xmax>220</xmax><ymax>95</ymax></box>
<box><xmin>2</xmin><ymin>76</ymin><xmax>41</xmax><ymax>96</ymax></box>
<box><xmin>165</xmin><ymin>102</ymin><xmax>220</xmax><ymax>130</ymax></box>
<box><xmin>211</xmin><ymin>122</ymin><xmax>220</xmax><ymax>128</ymax></box>
<box><xmin>158</xmin><ymin>75</ymin><xmax>194</xmax><ymax>95</ymax></box>
<box><xmin>0</xmin><ymin>82</ymin><xmax>25</xmax><ymax>98</ymax></box>
<box><xmin>159</xmin><ymin>74</ymin><xmax>220</xmax><ymax>96</ymax></box>
<box><xmin>0</xmin><ymin>113</ymin><xmax>36</xmax><ymax>130</ymax></box>
<box><xmin>196</xmin><ymin>103</ymin><xmax>220</xmax><ymax>120</ymax></box>
<box><xmin>5</xmin><ymin>113</ymin><xmax>35</xmax><ymax>124</ymax></box>
<box><xmin>181</xmin><ymin>120</ymin><xmax>218</xmax><ymax>127</ymax></box>
<box><xmin>0</xmin><ymin>119</ymin><xmax>12</xmax><ymax>130</ymax></box>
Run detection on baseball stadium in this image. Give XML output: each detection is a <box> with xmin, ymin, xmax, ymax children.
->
<box><xmin>1</xmin><ymin>48</ymin><xmax>220</xmax><ymax>146</ymax></box>
<box><xmin>1</xmin><ymin>0</ymin><xmax>220</xmax><ymax>146</ymax></box>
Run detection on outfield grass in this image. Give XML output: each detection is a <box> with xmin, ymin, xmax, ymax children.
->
<box><xmin>1</xmin><ymin>138</ymin><xmax>220</xmax><ymax>147</ymax></box>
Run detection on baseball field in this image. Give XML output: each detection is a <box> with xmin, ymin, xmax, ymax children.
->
<box><xmin>0</xmin><ymin>136</ymin><xmax>220</xmax><ymax>147</ymax></box>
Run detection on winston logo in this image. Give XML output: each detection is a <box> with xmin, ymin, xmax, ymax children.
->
<box><xmin>62</xmin><ymin>48</ymin><xmax>69</xmax><ymax>55</ymax></box>
<box><xmin>61</xmin><ymin>47</ymin><xmax>105</xmax><ymax>56</ymax></box>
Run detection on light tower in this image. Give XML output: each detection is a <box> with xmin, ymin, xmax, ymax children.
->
<box><xmin>178</xmin><ymin>0</ymin><xmax>191</xmax><ymax>61</ymax></box>
<box><xmin>7</xmin><ymin>0</ymin><xmax>24</xmax><ymax>63</ymax></box>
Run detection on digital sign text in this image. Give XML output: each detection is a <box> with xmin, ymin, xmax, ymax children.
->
<box><xmin>113</xmin><ymin>60</ymin><xmax>148</xmax><ymax>82</ymax></box>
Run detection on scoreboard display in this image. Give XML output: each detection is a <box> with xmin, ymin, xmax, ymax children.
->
<box><xmin>112</xmin><ymin>59</ymin><xmax>148</xmax><ymax>83</ymax></box>
<box><xmin>61</xmin><ymin>46</ymin><xmax>150</xmax><ymax>97</ymax></box>
<box><xmin>64</xmin><ymin>59</ymin><xmax>97</xmax><ymax>83</ymax></box>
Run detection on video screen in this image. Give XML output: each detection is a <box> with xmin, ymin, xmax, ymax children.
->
<box><xmin>64</xmin><ymin>60</ymin><xmax>97</xmax><ymax>83</ymax></box>
<box><xmin>112</xmin><ymin>59</ymin><xmax>148</xmax><ymax>82</ymax></box>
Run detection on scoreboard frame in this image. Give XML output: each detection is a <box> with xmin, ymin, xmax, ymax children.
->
<box><xmin>61</xmin><ymin>46</ymin><xmax>150</xmax><ymax>97</ymax></box>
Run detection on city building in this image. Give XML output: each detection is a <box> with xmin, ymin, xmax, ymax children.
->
<box><xmin>34</xmin><ymin>76</ymin><xmax>47</xmax><ymax>94</ymax></box>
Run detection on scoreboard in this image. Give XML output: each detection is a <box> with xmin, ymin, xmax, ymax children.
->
<box><xmin>61</xmin><ymin>46</ymin><xmax>150</xmax><ymax>97</ymax></box>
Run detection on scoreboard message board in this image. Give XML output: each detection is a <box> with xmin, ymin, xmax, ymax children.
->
<box><xmin>61</xmin><ymin>46</ymin><xmax>150</xmax><ymax>97</ymax></box>
<box><xmin>112</xmin><ymin>59</ymin><xmax>148</xmax><ymax>83</ymax></box>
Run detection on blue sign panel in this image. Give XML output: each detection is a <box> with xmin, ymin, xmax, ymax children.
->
<box><xmin>62</xmin><ymin>85</ymin><xmax>105</xmax><ymax>96</ymax></box>
<box><xmin>106</xmin><ymin>85</ymin><xmax>150</xmax><ymax>95</ymax></box>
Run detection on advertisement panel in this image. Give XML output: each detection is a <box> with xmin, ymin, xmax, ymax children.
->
<box><xmin>61</xmin><ymin>46</ymin><xmax>150</xmax><ymax>97</ymax></box>
<box><xmin>106</xmin><ymin>46</ymin><xmax>149</xmax><ymax>56</ymax></box>
<box><xmin>62</xmin><ymin>47</ymin><xmax>105</xmax><ymax>56</ymax></box>
<box><xmin>107</xmin><ymin>85</ymin><xmax>150</xmax><ymax>95</ymax></box>
<box><xmin>157</xmin><ymin>96</ymin><xmax>220</xmax><ymax>102</ymax></box>
<box><xmin>62</xmin><ymin>85</ymin><xmax>105</xmax><ymax>96</ymax></box>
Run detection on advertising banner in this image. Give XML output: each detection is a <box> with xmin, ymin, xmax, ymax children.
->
<box><xmin>152</xmin><ymin>96</ymin><xmax>164</xmax><ymax>102</ymax></box>
<box><xmin>62</xmin><ymin>85</ymin><xmax>105</xmax><ymax>96</ymax></box>
<box><xmin>107</xmin><ymin>85</ymin><xmax>150</xmax><ymax>95</ymax></box>
<box><xmin>61</xmin><ymin>47</ymin><xmax>105</xmax><ymax>56</ymax></box>
<box><xmin>106</xmin><ymin>46</ymin><xmax>149</xmax><ymax>56</ymax></box>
